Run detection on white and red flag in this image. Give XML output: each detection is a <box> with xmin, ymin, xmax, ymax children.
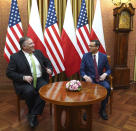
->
<box><xmin>61</xmin><ymin>0</ymin><xmax>81</xmax><ymax>77</ymax></box>
<box><xmin>27</xmin><ymin>0</ymin><xmax>47</xmax><ymax>57</ymax></box>
<box><xmin>90</xmin><ymin>0</ymin><xmax>106</xmax><ymax>54</ymax></box>
<box><xmin>44</xmin><ymin>0</ymin><xmax>65</xmax><ymax>75</ymax></box>
<box><xmin>76</xmin><ymin>0</ymin><xmax>90</xmax><ymax>56</ymax></box>
<box><xmin>4</xmin><ymin>0</ymin><xmax>24</xmax><ymax>62</ymax></box>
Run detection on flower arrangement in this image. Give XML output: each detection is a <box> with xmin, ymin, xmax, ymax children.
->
<box><xmin>66</xmin><ymin>80</ymin><xmax>81</xmax><ymax>91</ymax></box>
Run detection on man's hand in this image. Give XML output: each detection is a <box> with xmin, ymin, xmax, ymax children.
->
<box><xmin>99</xmin><ymin>73</ymin><xmax>107</xmax><ymax>81</ymax></box>
<box><xmin>23</xmin><ymin>76</ymin><xmax>33</xmax><ymax>84</ymax></box>
<box><xmin>83</xmin><ymin>75</ymin><xmax>92</xmax><ymax>83</ymax></box>
<box><xmin>46</xmin><ymin>68</ymin><xmax>52</xmax><ymax>75</ymax></box>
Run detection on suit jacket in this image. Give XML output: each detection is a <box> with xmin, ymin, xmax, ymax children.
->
<box><xmin>6</xmin><ymin>50</ymin><xmax>53</xmax><ymax>94</ymax></box>
<box><xmin>80</xmin><ymin>52</ymin><xmax>111</xmax><ymax>81</ymax></box>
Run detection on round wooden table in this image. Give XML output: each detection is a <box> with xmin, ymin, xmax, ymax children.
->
<box><xmin>39</xmin><ymin>81</ymin><xmax>107</xmax><ymax>131</ymax></box>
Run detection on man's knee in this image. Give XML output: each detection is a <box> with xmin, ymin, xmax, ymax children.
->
<box><xmin>23</xmin><ymin>87</ymin><xmax>35</xmax><ymax>97</ymax></box>
<box><xmin>99</xmin><ymin>81</ymin><xmax>111</xmax><ymax>94</ymax></box>
<box><xmin>105</xmin><ymin>83</ymin><xmax>111</xmax><ymax>94</ymax></box>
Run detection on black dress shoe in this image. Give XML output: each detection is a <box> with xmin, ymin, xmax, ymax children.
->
<box><xmin>29</xmin><ymin>115</ymin><xmax>38</xmax><ymax>128</ymax></box>
<box><xmin>99</xmin><ymin>110</ymin><xmax>108</xmax><ymax>120</ymax></box>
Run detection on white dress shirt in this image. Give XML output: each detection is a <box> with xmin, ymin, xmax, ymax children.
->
<box><xmin>92</xmin><ymin>52</ymin><xmax>98</xmax><ymax>66</ymax></box>
<box><xmin>23</xmin><ymin>50</ymin><xmax>42</xmax><ymax>78</ymax></box>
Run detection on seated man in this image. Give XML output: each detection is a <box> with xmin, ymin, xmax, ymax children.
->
<box><xmin>6</xmin><ymin>36</ymin><xmax>53</xmax><ymax>127</ymax></box>
<box><xmin>80</xmin><ymin>40</ymin><xmax>111</xmax><ymax>120</ymax></box>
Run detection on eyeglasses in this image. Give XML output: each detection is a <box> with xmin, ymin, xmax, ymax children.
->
<box><xmin>88</xmin><ymin>45</ymin><xmax>97</xmax><ymax>48</ymax></box>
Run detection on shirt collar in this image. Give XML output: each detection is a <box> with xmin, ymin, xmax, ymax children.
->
<box><xmin>92</xmin><ymin>51</ymin><xmax>99</xmax><ymax>57</ymax></box>
<box><xmin>22</xmin><ymin>50</ymin><xmax>32</xmax><ymax>56</ymax></box>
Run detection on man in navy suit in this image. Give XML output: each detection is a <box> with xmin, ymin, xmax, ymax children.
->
<box><xmin>80</xmin><ymin>40</ymin><xmax>111</xmax><ymax>120</ymax></box>
<box><xmin>6</xmin><ymin>37</ymin><xmax>53</xmax><ymax>127</ymax></box>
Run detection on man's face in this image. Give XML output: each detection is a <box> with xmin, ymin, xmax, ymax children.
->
<box><xmin>23</xmin><ymin>39</ymin><xmax>35</xmax><ymax>53</ymax></box>
<box><xmin>88</xmin><ymin>42</ymin><xmax>98</xmax><ymax>53</ymax></box>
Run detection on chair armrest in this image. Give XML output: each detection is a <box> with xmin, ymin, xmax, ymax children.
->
<box><xmin>107</xmin><ymin>75</ymin><xmax>113</xmax><ymax>91</ymax></box>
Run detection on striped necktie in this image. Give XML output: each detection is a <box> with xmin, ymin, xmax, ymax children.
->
<box><xmin>29</xmin><ymin>54</ymin><xmax>37</xmax><ymax>88</ymax></box>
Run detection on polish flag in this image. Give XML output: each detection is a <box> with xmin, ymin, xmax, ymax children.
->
<box><xmin>27</xmin><ymin>0</ymin><xmax>47</xmax><ymax>57</ymax></box>
<box><xmin>61</xmin><ymin>0</ymin><xmax>81</xmax><ymax>77</ymax></box>
<box><xmin>90</xmin><ymin>0</ymin><xmax>106</xmax><ymax>54</ymax></box>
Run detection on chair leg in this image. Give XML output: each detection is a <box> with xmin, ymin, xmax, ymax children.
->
<box><xmin>110</xmin><ymin>93</ymin><xmax>113</xmax><ymax>114</ymax></box>
<box><xmin>50</xmin><ymin>103</ymin><xmax>52</xmax><ymax>116</ymax></box>
<box><xmin>17</xmin><ymin>96</ymin><xmax>21</xmax><ymax>121</ymax></box>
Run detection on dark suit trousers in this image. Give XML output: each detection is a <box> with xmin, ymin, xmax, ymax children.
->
<box><xmin>94</xmin><ymin>80</ymin><xmax>111</xmax><ymax>111</ymax></box>
<box><xmin>19</xmin><ymin>77</ymin><xmax>48</xmax><ymax>115</ymax></box>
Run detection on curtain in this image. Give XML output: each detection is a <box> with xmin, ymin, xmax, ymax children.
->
<box><xmin>28</xmin><ymin>0</ymin><xmax>94</xmax><ymax>33</ymax></box>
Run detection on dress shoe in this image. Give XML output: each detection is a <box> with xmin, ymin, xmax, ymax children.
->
<box><xmin>99</xmin><ymin>110</ymin><xmax>108</xmax><ymax>120</ymax></box>
<box><xmin>29</xmin><ymin>115</ymin><xmax>39</xmax><ymax>128</ymax></box>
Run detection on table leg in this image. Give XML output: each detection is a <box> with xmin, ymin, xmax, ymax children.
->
<box><xmin>54</xmin><ymin>104</ymin><xmax>93</xmax><ymax>131</ymax></box>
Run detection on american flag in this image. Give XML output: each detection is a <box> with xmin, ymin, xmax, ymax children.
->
<box><xmin>4</xmin><ymin>0</ymin><xmax>23</xmax><ymax>62</ymax></box>
<box><xmin>44</xmin><ymin>0</ymin><xmax>65</xmax><ymax>75</ymax></box>
<box><xmin>76</xmin><ymin>0</ymin><xmax>90</xmax><ymax>58</ymax></box>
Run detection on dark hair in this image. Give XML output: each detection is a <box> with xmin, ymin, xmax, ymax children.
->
<box><xmin>19</xmin><ymin>36</ymin><xmax>30</xmax><ymax>49</ymax></box>
<box><xmin>91</xmin><ymin>40</ymin><xmax>100</xmax><ymax>48</ymax></box>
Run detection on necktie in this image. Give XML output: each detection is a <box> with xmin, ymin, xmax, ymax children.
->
<box><xmin>29</xmin><ymin>54</ymin><xmax>37</xmax><ymax>88</ymax></box>
<box><xmin>93</xmin><ymin>55</ymin><xmax>99</xmax><ymax>82</ymax></box>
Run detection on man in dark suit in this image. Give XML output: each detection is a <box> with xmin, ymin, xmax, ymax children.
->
<box><xmin>6</xmin><ymin>37</ymin><xmax>53</xmax><ymax>127</ymax></box>
<box><xmin>80</xmin><ymin>40</ymin><xmax>111</xmax><ymax>120</ymax></box>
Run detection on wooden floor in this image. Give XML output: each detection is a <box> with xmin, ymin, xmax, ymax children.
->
<box><xmin>0</xmin><ymin>84</ymin><xmax>136</xmax><ymax>131</ymax></box>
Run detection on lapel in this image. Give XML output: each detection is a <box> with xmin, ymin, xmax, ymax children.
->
<box><xmin>98</xmin><ymin>52</ymin><xmax>101</xmax><ymax>70</ymax></box>
<box><xmin>19</xmin><ymin>50</ymin><xmax>31</xmax><ymax>72</ymax></box>
<box><xmin>89</xmin><ymin>53</ymin><xmax>95</xmax><ymax>69</ymax></box>
<box><xmin>33</xmin><ymin>51</ymin><xmax>43</xmax><ymax>67</ymax></box>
